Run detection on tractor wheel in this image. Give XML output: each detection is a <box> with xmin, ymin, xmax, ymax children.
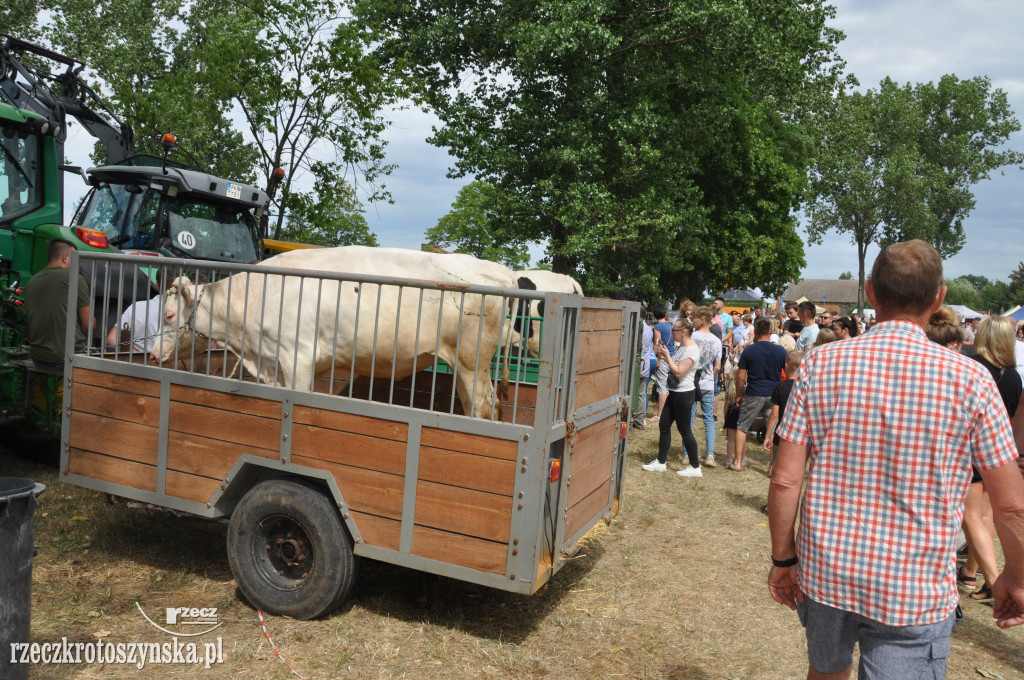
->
<box><xmin>227</xmin><ymin>479</ymin><xmax>358</xmax><ymax>620</ymax></box>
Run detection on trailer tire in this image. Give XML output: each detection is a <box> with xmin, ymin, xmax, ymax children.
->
<box><xmin>227</xmin><ymin>479</ymin><xmax>358</xmax><ymax>620</ymax></box>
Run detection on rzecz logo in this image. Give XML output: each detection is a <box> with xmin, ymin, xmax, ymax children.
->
<box><xmin>136</xmin><ymin>604</ymin><xmax>222</xmax><ymax>636</ymax></box>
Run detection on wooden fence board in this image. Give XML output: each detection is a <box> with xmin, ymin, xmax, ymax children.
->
<box><xmin>569</xmin><ymin>450</ymin><xmax>612</xmax><ymax>501</ymax></box>
<box><xmin>579</xmin><ymin>307</ymin><xmax>622</xmax><ymax>332</ymax></box>
<box><xmin>349</xmin><ymin>511</ymin><xmax>400</xmax><ymax>551</ymax></box>
<box><xmin>290</xmin><ymin>455</ymin><xmax>404</xmax><ymax>520</ymax></box>
<box><xmin>420</xmin><ymin>428</ymin><xmax>518</xmax><ymax>461</ymax></box>
<box><xmin>574</xmin><ymin>366</ymin><xmax>619</xmax><ymax>408</ymax></box>
<box><xmin>575</xmin><ymin>330</ymin><xmax>621</xmax><ymax>375</ymax></box>
<box><xmin>564</xmin><ymin>479</ymin><xmax>611</xmax><ymax>540</ymax></box>
<box><xmin>165</xmin><ymin>471</ymin><xmax>221</xmax><ymax>504</ymax></box>
<box><xmin>414</xmin><ymin>481</ymin><xmax>512</xmax><ymax>543</ymax></box>
<box><xmin>412</xmin><ymin>525</ymin><xmax>507</xmax><ymax>574</ymax></box>
<box><xmin>168</xmin><ymin>402</ymin><xmax>280</xmax><ymax>450</ymax></box>
<box><xmin>292</xmin><ymin>425</ymin><xmax>406</xmax><ymax>476</ymax></box>
<box><xmin>167</xmin><ymin>431</ymin><xmax>277</xmax><ymax>478</ymax></box>
<box><xmin>417</xmin><ymin>447</ymin><xmax>516</xmax><ymax>496</ymax></box>
<box><xmin>71</xmin><ymin>383</ymin><xmax>160</xmax><ymax>427</ymax></box>
<box><xmin>571</xmin><ymin>416</ymin><xmax>617</xmax><ymax>473</ymax></box>
<box><xmin>67</xmin><ymin>449</ymin><xmax>156</xmax><ymax>492</ymax></box>
<box><xmin>170</xmin><ymin>385</ymin><xmax>281</xmax><ymax>419</ymax></box>
<box><xmin>68</xmin><ymin>412</ymin><xmax>159</xmax><ymax>464</ymax></box>
<box><xmin>292</xmin><ymin>406</ymin><xmax>408</xmax><ymax>442</ymax></box>
<box><xmin>72</xmin><ymin>367</ymin><xmax>160</xmax><ymax>397</ymax></box>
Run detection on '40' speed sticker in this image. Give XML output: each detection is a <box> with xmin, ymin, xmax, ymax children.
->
<box><xmin>176</xmin><ymin>231</ymin><xmax>196</xmax><ymax>250</ymax></box>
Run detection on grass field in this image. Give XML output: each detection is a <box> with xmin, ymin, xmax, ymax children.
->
<box><xmin>2</xmin><ymin>411</ymin><xmax>1022</xmax><ymax>679</ymax></box>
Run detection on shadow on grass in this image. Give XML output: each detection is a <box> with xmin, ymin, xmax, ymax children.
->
<box><xmin>660</xmin><ymin>662</ymin><xmax>717</xmax><ymax>680</ymax></box>
<box><xmin>723</xmin><ymin>489</ymin><xmax>769</xmax><ymax>514</ymax></box>
<box><xmin>337</xmin><ymin>539</ymin><xmax>606</xmax><ymax>644</ymax></box>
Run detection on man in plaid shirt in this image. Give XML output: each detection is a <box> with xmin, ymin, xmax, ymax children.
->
<box><xmin>767</xmin><ymin>240</ymin><xmax>1024</xmax><ymax>679</ymax></box>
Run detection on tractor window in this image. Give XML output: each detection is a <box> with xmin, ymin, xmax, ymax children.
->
<box><xmin>75</xmin><ymin>183</ymin><xmax>132</xmax><ymax>240</ymax></box>
<box><xmin>162</xmin><ymin>199</ymin><xmax>259</xmax><ymax>263</ymax></box>
<box><xmin>0</xmin><ymin>131</ymin><xmax>42</xmax><ymax>226</ymax></box>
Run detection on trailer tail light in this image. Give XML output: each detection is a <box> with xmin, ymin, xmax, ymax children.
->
<box><xmin>620</xmin><ymin>422</ymin><xmax>628</xmax><ymax>439</ymax></box>
<box><xmin>549</xmin><ymin>459</ymin><xmax>561</xmax><ymax>483</ymax></box>
<box><xmin>75</xmin><ymin>227</ymin><xmax>109</xmax><ymax>249</ymax></box>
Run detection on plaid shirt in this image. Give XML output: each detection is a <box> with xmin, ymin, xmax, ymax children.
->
<box><xmin>777</xmin><ymin>320</ymin><xmax>1017</xmax><ymax>626</ymax></box>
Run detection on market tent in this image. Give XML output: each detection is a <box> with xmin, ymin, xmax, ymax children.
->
<box><xmin>1006</xmin><ymin>307</ymin><xmax>1024</xmax><ymax>323</ymax></box>
<box><xmin>947</xmin><ymin>304</ymin><xmax>985</xmax><ymax>322</ymax></box>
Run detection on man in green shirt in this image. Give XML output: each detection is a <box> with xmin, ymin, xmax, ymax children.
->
<box><xmin>23</xmin><ymin>238</ymin><xmax>93</xmax><ymax>371</ymax></box>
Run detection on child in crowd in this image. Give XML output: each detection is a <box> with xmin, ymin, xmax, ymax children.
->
<box><xmin>722</xmin><ymin>362</ymin><xmax>741</xmax><ymax>469</ymax></box>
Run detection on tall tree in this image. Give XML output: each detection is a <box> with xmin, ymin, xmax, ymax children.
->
<box><xmin>1</xmin><ymin>0</ymin><xmax>51</xmax><ymax>42</ymax></box>
<box><xmin>45</xmin><ymin>0</ymin><xmax>401</xmax><ymax>238</ymax></box>
<box><xmin>356</xmin><ymin>0</ymin><xmax>845</xmax><ymax>303</ymax></box>
<box><xmin>424</xmin><ymin>181</ymin><xmax>533</xmax><ymax>269</ymax></box>
<box><xmin>279</xmin><ymin>161</ymin><xmax>378</xmax><ymax>246</ymax></box>
<box><xmin>806</xmin><ymin>76</ymin><xmax>1023</xmax><ymax>313</ymax></box>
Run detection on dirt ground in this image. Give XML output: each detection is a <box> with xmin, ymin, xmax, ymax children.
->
<box><xmin>2</xmin><ymin>409</ymin><xmax>1022</xmax><ymax>679</ymax></box>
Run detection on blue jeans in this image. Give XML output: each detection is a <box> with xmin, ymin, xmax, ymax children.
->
<box><xmin>690</xmin><ymin>388</ymin><xmax>716</xmax><ymax>456</ymax></box>
<box><xmin>643</xmin><ymin>357</ymin><xmax>656</xmax><ymax>414</ymax></box>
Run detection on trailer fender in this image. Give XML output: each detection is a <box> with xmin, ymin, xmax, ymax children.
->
<box><xmin>211</xmin><ymin>455</ymin><xmax>363</xmax><ymax>546</ymax></box>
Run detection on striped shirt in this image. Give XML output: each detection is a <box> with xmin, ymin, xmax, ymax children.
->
<box><xmin>777</xmin><ymin>320</ymin><xmax>1017</xmax><ymax>626</ymax></box>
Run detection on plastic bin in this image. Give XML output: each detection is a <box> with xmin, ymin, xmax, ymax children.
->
<box><xmin>0</xmin><ymin>478</ymin><xmax>46</xmax><ymax>680</ymax></box>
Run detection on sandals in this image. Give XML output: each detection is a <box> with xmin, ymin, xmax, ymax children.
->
<box><xmin>956</xmin><ymin>566</ymin><xmax>977</xmax><ymax>589</ymax></box>
<box><xmin>969</xmin><ymin>584</ymin><xmax>993</xmax><ymax>603</ymax></box>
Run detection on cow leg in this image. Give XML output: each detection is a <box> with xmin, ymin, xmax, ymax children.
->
<box><xmin>453</xmin><ymin>361</ymin><xmax>497</xmax><ymax>420</ymax></box>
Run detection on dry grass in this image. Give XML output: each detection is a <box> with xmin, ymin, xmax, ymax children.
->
<box><xmin>2</xmin><ymin>408</ymin><xmax>1022</xmax><ymax>679</ymax></box>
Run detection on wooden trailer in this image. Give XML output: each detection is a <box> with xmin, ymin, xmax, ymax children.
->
<box><xmin>59</xmin><ymin>252</ymin><xmax>640</xmax><ymax>619</ymax></box>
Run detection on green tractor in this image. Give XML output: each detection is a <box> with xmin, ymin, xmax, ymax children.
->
<box><xmin>0</xmin><ymin>35</ymin><xmax>272</xmax><ymax>446</ymax></box>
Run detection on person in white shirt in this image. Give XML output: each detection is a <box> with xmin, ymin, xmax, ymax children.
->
<box><xmin>106</xmin><ymin>295</ymin><xmax>164</xmax><ymax>352</ymax></box>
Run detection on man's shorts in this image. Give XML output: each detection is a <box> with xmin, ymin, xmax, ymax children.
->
<box><xmin>736</xmin><ymin>394</ymin><xmax>771</xmax><ymax>433</ymax></box>
<box><xmin>797</xmin><ymin>596</ymin><xmax>958</xmax><ymax>678</ymax></box>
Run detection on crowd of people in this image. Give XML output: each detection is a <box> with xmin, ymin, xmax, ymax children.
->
<box><xmin>635</xmin><ymin>240</ymin><xmax>1024</xmax><ymax>679</ymax></box>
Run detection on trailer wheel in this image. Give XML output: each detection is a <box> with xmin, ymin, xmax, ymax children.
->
<box><xmin>227</xmin><ymin>479</ymin><xmax>358</xmax><ymax>620</ymax></box>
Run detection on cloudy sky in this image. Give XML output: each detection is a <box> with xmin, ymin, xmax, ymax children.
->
<box><xmin>58</xmin><ymin>1</ymin><xmax>1024</xmax><ymax>283</ymax></box>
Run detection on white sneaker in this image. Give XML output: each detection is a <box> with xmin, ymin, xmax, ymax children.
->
<box><xmin>704</xmin><ymin>455</ymin><xmax>716</xmax><ymax>468</ymax></box>
<box><xmin>642</xmin><ymin>460</ymin><xmax>667</xmax><ymax>472</ymax></box>
<box><xmin>677</xmin><ymin>466</ymin><xmax>703</xmax><ymax>478</ymax></box>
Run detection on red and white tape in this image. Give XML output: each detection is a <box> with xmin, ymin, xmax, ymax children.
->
<box><xmin>256</xmin><ymin>610</ymin><xmax>307</xmax><ymax>680</ymax></box>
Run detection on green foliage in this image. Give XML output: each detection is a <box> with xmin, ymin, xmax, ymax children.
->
<box><xmin>425</xmin><ymin>181</ymin><xmax>533</xmax><ymax>269</ymax></box>
<box><xmin>279</xmin><ymin>162</ymin><xmax>378</xmax><ymax>246</ymax></box>
<box><xmin>41</xmin><ymin>0</ymin><xmax>402</xmax><ymax>239</ymax></box>
<box><xmin>806</xmin><ymin>75</ymin><xmax>1023</xmax><ymax>312</ymax></box>
<box><xmin>980</xmin><ymin>279</ymin><xmax>1012</xmax><ymax>314</ymax></box>
<box><xmin>943</xmin><ymin>277</ymin><xmax>983</xmax><ymax>309</ymax></box>
<box><xmin>357</xmin><ymin>0</ymin><xmax>846</xmax><ymax>304</ymax></box>
<box><xmin>1</xmin><ymin>0</ymin><xmax>51</xmax><ymax>41</ymax></box>
<box><xmin>838</xmin><ymin>271</ymin><xmax>853</xmax><ymax>280</ymax></box>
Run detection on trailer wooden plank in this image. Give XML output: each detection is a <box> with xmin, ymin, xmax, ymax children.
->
<box><xmin>420</xmin><ymin>427</ymin><xmax>518</xmax><ymax>461</ymax></box>
<box><xmin>411</xmin><ymin>525</ymin><xmax>507</xmax><ymax>574</ymax></box>
<box><xmin>72</xmin><ymin>367</ymin><xmax>160</xmax><ymax>397</ymax></box>
<box><xmin>165</xmin><ymin>471</ymin><xmax>221</xmax><ymax>505</ymax></box>
<box><xmin>168</xmin><ymin>401</ymin><xmax>281</xmax><ymax>450</ymax></box>
<box><xmin>414</xmin><ymin>481</ymin><xmax>512</xmax><ymax>543</ymax></box>
<box><xmin>70</xmin><ymin>382</ymin><xmax>160</xmax><ymax>427</ymax></box>
<box><xmin>167</xmin><ymin>431</ymin><xmax>277</xmax><ymax>479</ymax></box>
<box><xmin>417</xmin><ymin>446</ymin><xmax>516</xmax><ymax>496</ymax></box>
<box><xmin>575</xmin><ymin>329</ymin><xmax>621</xmax><ymax>374</ymax></box>
<box><xmin>569</xmin><ymin>449</ymin><xmax>613</xmax><ymax>501</ymax></box>
<box><xmin>291</xmin><ymin>425</ymin><xmax>406</xmax><ymax>476</ymax></box>
<box><xmin>564</xmin><ymin>478</ymin><xmax>611</xmax><ymax>540</ymax></box>
<box><xmin>349</xmin><ymin>511</ymin><xmax>401</xmax><ymax>551</ymax></box>
<box><xmin>292</xmin><ymin>406</ymin><xmax>408</xmax><ymax>442</ymax></box>
<box><xmin>169</xmin><ymin>384</ymin><xmax>281</xmax><ymax>419</ymax></box>
<box><xmin>67</xmin><ymin>449</ymin><xmax>156</xmax><ymax>492</ymax></box>
<box><xmin>579</xmin><ymin>307</ymin><xmax>622</xmax><ymax>332</ymax></box>
<box><xmin>570</xmin><ymin>415</ymin><xmax>617</xmax><ymax>473</ymax></box>
<box><xmin>291</xmin><ymin>455</ymin><xmax>405</xmax><ymax>520</ymax></box>
<box><xmin>574</xmin><ymin>366</ymin><xmax>619</xmax><ymax>408</ymax></box>
<box><xmin>68</xmin><ymin>411</ymin><xmax>159</xmax><ymax>464</ymax></box>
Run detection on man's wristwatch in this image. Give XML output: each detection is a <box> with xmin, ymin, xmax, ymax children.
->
<box><xmin>771</xmin><ymin>555</ymin><xmax>798</xmax><ymax>568</ymax></box>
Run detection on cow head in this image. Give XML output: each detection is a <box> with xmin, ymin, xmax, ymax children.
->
<box><xmin>514</xmin><ymin>276</ymin><xmax>539</xmax><ymax>339</ymax></box>
<box><xmin>149</xmin><ymin>275</ymin><xmax>203</xmax><ymax>364</ymax></box>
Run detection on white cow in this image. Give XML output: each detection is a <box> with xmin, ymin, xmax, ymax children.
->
<box><xmin>151</xmin><ymin>247</ymin><xmax>536</xmax><ymax>419</ymax></box>
<box><xmin>512</xmin><ymin>270</ymin><xmax>584</xmax><ymax>357</ymax></box>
